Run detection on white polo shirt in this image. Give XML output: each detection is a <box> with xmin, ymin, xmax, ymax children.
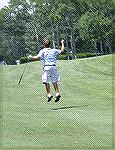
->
<box><xmin>37</xmin><ymin>48</ymin><xmax>61</xmax><ymax>66</ymax></box>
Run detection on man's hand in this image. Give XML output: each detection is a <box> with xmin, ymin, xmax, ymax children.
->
<box><xmin>27</xmin><ymin>54</ymin><xmax>40</xmax><ymax>61</ymax></box>
<box><xmin>27</xmin><ymin>55</ymin><xmax>32</xmax><ymax>59</ymax></box>
<box><xmin>61</xmin><ymin>39</ymin><xmax>65</xmax><ymax>44</ymax></box>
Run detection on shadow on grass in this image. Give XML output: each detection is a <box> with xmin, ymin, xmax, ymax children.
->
<box><xmin>51</xmin><ymin>104</ymin><xmax>89</xmax><ymax>110</ymax></box>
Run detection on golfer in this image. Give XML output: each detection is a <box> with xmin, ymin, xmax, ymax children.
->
<box><xmin>28</xmin><ymin>39</ymin><xmax>65</xmax><ymax>102</ymax></box>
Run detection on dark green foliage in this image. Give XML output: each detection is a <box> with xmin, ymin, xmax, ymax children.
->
<box><xmin>20</xmin><ymin>56</ymin><xmax>36</xmax><ymax>64</ymax></box>
<box><xmin>57</xmin><ymin>52</ymin><xmax>95</xmax><ymax>60</ymax></box>
<box><xmin>77</xmin><ymin>52</ymin><xmax>96</xmax><ymax>58</ymax></box>
<box><xmin>57</xmin><ymin>54</ymin><xmax>67</xmax><ymax>60</ymax></box>
<box><xmin>20</xmin><ymin>57</ymin><xmax>28</xmax><ymax>64</ymax></box>
<box><xmin>0</xmin><ymin>0</ymin><xmax>113</xmax><ymax>64</ymax></box>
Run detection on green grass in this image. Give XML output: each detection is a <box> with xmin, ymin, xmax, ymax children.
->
<box><xmin>2</xmin><ymin>54</ymin><xmax>112</xmax><ymax>150</ymax></box>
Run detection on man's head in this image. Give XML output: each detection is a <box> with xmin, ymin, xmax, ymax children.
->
<box><xmin>43</xmin><ymin>39</ymin><xmax>51</xmax><ymax>48</ymax></box>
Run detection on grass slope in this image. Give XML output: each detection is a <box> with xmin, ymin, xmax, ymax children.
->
<box><xmin>2</xmin><ymin>55</ymin><xmax>112</xmax><ymax>150</ymax></box>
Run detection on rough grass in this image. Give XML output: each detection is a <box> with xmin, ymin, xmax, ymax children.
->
<box><xmin>2</xmin><ymin>54</ymin><xmax>112</xmax><ymax>150</ymax></box>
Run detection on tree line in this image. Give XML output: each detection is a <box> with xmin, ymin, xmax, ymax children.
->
<box><xmin>0</xmin><ymin>0</ymin><xmax>113</xmax><ymax>64</ymax></box>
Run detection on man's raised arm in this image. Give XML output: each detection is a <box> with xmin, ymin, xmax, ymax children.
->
<box><xmin>61</xmin><ymin>39</ymin><xmax>65</xmax><ymax>53</ymax></box>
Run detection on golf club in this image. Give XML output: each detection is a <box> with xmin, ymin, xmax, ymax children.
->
<box><xmin>18</xmin><ymin>59</ymin><xmax>29</xmax><ymax>84</ymax></box>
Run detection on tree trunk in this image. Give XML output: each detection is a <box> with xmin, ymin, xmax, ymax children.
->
<box><xmin>65</xmin><ymin>29</ymin><xmax>69</xmax><ymax>60</ymax></box>
<box><xmin>100</xmin><ymin>40</ymin><xmax>103</xmax><ymax>55</ymax></box>
<box><xmin>34</xmin><ymin>25</ymin><xmax>38</xmax><ymax>41</ymax></box>
<box><xmin>105</xmin><ymin>38</ymin><xmax>112</xmax><ymax>54</ymax></box>
<box><xmin>56</xmin><ymin>23</ymin><xmax>59</xmax><ymax>48</ymax></box>
<box><xmin>94</xmin><ymin>41</ymin><xmax>97</xmax><ymax>56</ymax></box>
<box><xmin>70</xmin><ymin>29</ymin><xmax>76</xmax><ymax>59</ymax></box>
<box><xmin>70</xmin><ymin>30</ymin><xmax>73</xmax><ymax>53</ymax></box>
<box><xmin>52</xmin><ymin>32</ymin><xmax>55</xmax><ymax>48</ymax></box>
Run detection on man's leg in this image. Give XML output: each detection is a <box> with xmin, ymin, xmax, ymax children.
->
<box><xmin>45</xmin><ymin>83</ymin><xmax>50</xmax><ymax>94</ymax></box>
<box><xmin>53</xmin><ymin>82</ymin><xmax>59</xmax><ymax>94</ymax></box>
<box><xmin>44</xmin><ymin>83</ymin><xmax>53</xmax><ymax>102</ymax></box>
<box><xmin>53</xmin><ymin>82</ymin><xmax>61</xmax><ymax>102</ymax></box>
<box><xmin>42</xmin><ymin>70</ymin><xmax>53</xmax><ymax>102</ymax></box>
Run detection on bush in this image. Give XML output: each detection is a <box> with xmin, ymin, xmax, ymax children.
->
<box><xmin>58</xmin><ymin>54</ymin><xmax>67</xmax><ymax>60</ymax></box>
<box><xmin>58</xmin><ymin>52</ymin><xmax>95</xmax><ymax>60</ymax></box>
<box><xmin>77</xmin><ymin>52</ymin><xmax>87</xmax><ymax>58</ymax></box>
<box><xmin>58</xmin><ymin>53</ymin><xmax>77</xmax><ymax>60</ymax></box>
<box><xmin>76</xmin><ymin>52</ymin><xmax>95</xmax><ymax>58</ymax></box>
<box><xmin>86</xmin><ymin>52</ymin><xmax>96</xmax><ymax>57</ymax></box>
<box><xmin>20</xmin><ymin>57</ymin><xmax>29</xmax><ymax>64</ymax></box>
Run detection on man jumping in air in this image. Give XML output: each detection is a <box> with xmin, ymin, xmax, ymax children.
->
<box><xmin>28</xmin><ymin>39</ymin><xmax>65</xmax><ymax>102</ymax></box>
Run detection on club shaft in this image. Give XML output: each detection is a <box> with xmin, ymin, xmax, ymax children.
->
<box><xmin>18</xmin><ymin>61</ymin><xmax>28</xmax><ymax>84</ymax></box>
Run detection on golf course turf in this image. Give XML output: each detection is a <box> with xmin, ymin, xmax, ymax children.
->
<box><xmin>2</xmin><ymin>54</ymin><xmax>112</xmax><ymax>150</ymax></box>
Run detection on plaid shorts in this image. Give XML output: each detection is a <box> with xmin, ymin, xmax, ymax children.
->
<box><xmin>42</xmin><ymin>66</ymin><xmax>60</xmax><ymax>84</ymax></box>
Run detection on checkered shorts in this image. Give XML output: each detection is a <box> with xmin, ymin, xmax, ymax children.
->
<box><xmin>42</xmin><ymin>66</ymin><xmax>60</xmax><ymax>84</ymax></box>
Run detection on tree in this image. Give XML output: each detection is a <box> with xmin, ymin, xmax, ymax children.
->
<box><xmin>0</xmin><ymin>9</ymin><xmax>3</xmax><ymax>61</ymax></box>
<box><xmin>1</xmin><ymin>0</ymin><xmax>113</xmax><ymax>64</ymax></box>
<box><xmin>2</xmin><ymin>1</ymin><xmax>32</xmax><ymax>64</ymax></box>
<box><xmin>76</xmin><ymin>0</ymin><xmax>112</xmax><ymax>55</ymax></box>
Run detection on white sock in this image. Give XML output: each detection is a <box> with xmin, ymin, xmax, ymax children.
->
<box><xmin>48</xmin><ymin>93</ymin><xmax>51</xmax><ymax>98</ymax></box>
<box><xmin>56</xmin><ymin>93</ymin><xmax>60</xmax><ymax>97</ymax></box>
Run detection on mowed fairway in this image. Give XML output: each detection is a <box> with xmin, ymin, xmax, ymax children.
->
<box><xmin>2</xmin><ymin>55</ymin><xmax>112</xmax><ymax>150</ymax></box>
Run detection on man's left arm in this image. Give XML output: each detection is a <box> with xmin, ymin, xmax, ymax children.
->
<box><xmin>28</xmin><ymin>49</ymin><xmax>43</xmax><ymax>61</ymax></box>
<box><xmin>28</xmin><ymin>55</ymin><xmax>40</xmax><ymax>61</ymax></box>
